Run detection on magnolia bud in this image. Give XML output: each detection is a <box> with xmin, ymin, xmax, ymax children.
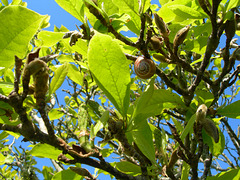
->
<box><xmin>173</xmin><ymin>26</ymin><xmax>190</xmax><ymax>53</ymax></box>
<box><xmin>154</xmin><ymin>13</ymin><xmax>169</xmax><ymax>37</ymax></box>
<box><xmin>150</xmin><ymin>36</ymin><xmax>162</xmax><ymax>52</ymax></box>
<box><xmin>225</xmin><ymin>19</ymin><xmax>236</xmax><ymax>41</ymax></box>
<box><xmin>196</xmin><ymin>104</ymin><xmax>219</xmax><ymax>143</ymax></box>
<box><xmin>202</xmin><ymin>118</ymin><xmax>219</xmax><ymax>143</ymax></box>
<box><xmin>153</xmin><ymin>53</ymin><xmax>171</xmax><ymax>63</ymax></box>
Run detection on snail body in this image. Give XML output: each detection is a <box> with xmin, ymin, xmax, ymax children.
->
<box><xmin>134</xmin><ymin>56</ymin><xmax>156</xmax><ymax>79</ymax></box>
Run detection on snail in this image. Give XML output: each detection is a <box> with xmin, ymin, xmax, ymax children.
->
<box><xmin>134</xmin><ymin>56</ymin><xmax>156</xmax><ymax>79</ymax></box>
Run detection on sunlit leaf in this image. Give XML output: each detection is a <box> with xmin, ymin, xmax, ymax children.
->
<box><xmin>202</xmin><ymin>127</ymin><xmax>225</xmax><ymax>157</ymax></box>
<box><xmin>180</xmin><ymin>113</ymin><xmax>196</xmax><ymax>141</ymax></box>
<box><xmin>181</xmin><ymin>161</ymin><xmax>190</xmax><ymax>180</ymax></box>
<box><xmin>30</xmin><ymin>143</ymin><xmax>62</xmax><ymax>161</ymax></box>
<box><xmin>168</xmin><ymin>5</ymin><xmax>207</xmax><ymax>19</ymax></box>
<box><xmin>55</xmin><ymin>0</ymin><xmax>85</xmax><ymax>22</ymax></box>
<box><xmin>49</xmin><ymin>63</ymin><xmax>68</xmax><ymax>95</ymax></box>
<box><xmin>218</xmin><ymin>100</ymin><xmax>240</xmax><ymax>119</ymax></box>
<box><xmin>207</xmin><ymin>168</ymin><xmax>240</xmax><ymax>180</ymax></box>
<box><xmin>38</xmin><ymin>31</ymin><xmax>65</xmax><ymax>47</ymax></box>
<box><xmin>88</xmin><ymin>33</ymin><xmax>131</xmax><ymax>116</ymax></box>
<box><xmin>115</xmin><ymin>161</ymin><xmax>141</xmax><ymax>175</ymax></box>
<box><xmin>131</xmin><ymin>120</ymin><xmax>156</xmax><ymax>163</ymax></box>
<box><xmin>0</xmin><ymin>6</ymin><xmax>47</xmax><ymax>68</ymax></box>
<box><xmin>48</xmin><ymin>108</ymin><xmax>64</xmax><ymax>120</ymax></box>
<box><xmin>67</xmin><ymin>64</ymin><xmax>84</xmax><ymax>86</ymax></box>
<box><xmin>52</xmin><ymin>168</ymin><xmax>84</xmax><ymax>180</ymax></box>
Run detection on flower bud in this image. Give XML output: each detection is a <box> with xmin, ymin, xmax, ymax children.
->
<box><xmin>150</xmin><ymin>36</ymin><xmax>162</xmax><ymax>52</ymax></box>
<box><xmin>225</xmin><ymin>19</ymin><xmax>236</xmax><ymax>41</ymax></box>
<box><xmin>173</xmin><ymin>25</ymin><xmax>190</xmax><ymax>53</ymax></box>
<box><xmin>202</xmin><ymin>118</ymin><xmax>219</xmax><ymax>143</ymax></box>
<box><xmin>196</xmin><ymin>104</ymin><xmax>219</xmax><ymax>143</ymax></box>
<box><xmin>154</xmin><ymin>13</ymin><xmax>169</xmax><ymax>37</ymax></box>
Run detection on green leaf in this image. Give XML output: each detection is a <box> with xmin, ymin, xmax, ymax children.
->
<box><xmin>130</xmin><ymin>80</ymin><xmax>185</xmax><ymax>129</ymax></box>
<box><xmin>218</xmin><ymin>100</ymin><xmax>240</xmax><ymax>119</ymax></box>
<box><xmin>49</xmin><ymin>63</ymin><xmax>68</xmax><ymax>95</ymax></box>
<box><xmin>181</xmin><ymin>161</ymin><xmax>190</xmax><ymax>180</ymax></box>
<box><xmin>58</xmin><ymin>54</ymin><xmax>75</xmax><ymax>63</ymax></box>
<box><xmin>67</xmin><ymin>64</ymin><xmax>84</xmax><ymax>86</ymax></box>
<box><xmin>112</xmin><ymin>0</ymin><xmax>140</xmax><ymax>34</ymax></box>
<box><xmin>48</xmin><ymin>108</ymin><xmax>64</xmax><ymax>120</ymax></box>
<box><xmin>55</xmin><ymin>0</ymin><xmax>85</xmax><ymax>22</ymax></box>
<box><xmin>115</xmin><ymin>161</ymin><xmax>141</xmax><ymax>175</ymax></box>
<box><xmin>168</xmin><ymin>4</ymin><xmax>207</xmax><ymax>19</ymax></box>
<box><xmin>0</xmin><ymin>131</ymin><xmax>9</xmax><ymax>140</ymax></box>
<box><xmin>52</xmin><ymin>168</ymin><xmax>84</xmax><ymax>180</ymax></box>
<box><xmin>202</xmin><ymin>127</ymin><xmax>225</xmax><ymax>157</ymax></box>
<box><xmin>30</xmin><ymin>143</ymin><xmax>62</xmax><ymax>160</ymax></box>
<box><xmin>4</xmin><ymin>155</ymin><xmax>14</xmax><ymax>164</ymax></box>
<box><xmin>11</xmin><ymin>0</ymin><xmax>22</xmax><ymax>5</ymax></box>
<box><xmin>71</xmin><ymin>39</ymin><xmax>88</xmax><ymax>58</ymax></box>
<box><xmin>150</xmin><ymin>89</ymin><xmax>185</xmax><ymax>108</ymax></box>
<box><xmin>207</xmin><ymin>168</ymin><xmax>240</xmax><ymax>180</ymax></box>
<box><xmin>0</xmin><ymin>6</ymin><xmax>47</xmax><ymax>68</ymax></box>
<box><xmin>0</xmin><ymin>153</ymin><xmax>6</xmax><ymax>165</ymax></box>
<box><xmin>88</xmin><ymin>33</ymin><xmax>131</xmax><ymax>116</ymax></box>
<box><xmin>131</xmin><ymin>120</ymin><xmax>156</xmax><ymax>163</ymax></box>
<box><xmin>130</xmin><ymin>79</ymin><xmax>156</xmax><ymax>127</ymax></box>
<box><xmin>226</xmin><ymin>0</ymin><xmax>240</xmax><ymax>12</ymax></box>
<box><xmin>2</xmin><ymin>0</ymin><xmax>8</xmax><ymax>6</ymax></box>
<box><xmin>180</xmin><ymin>113</ymin><xmax>196</xmax><ymax>141</ymax></box>
<box><xmin>38</xmin><ymin>31</ymin><xmax>65</xmax><ymax>47</ymax></box>
<box><xmin>0</xmin><ymin>82</ymin><xmax>14</xmax><ymax>95</ymax></box>
<box><xmin>93</xmin><ymin>110</ymin><xmax>109</xmax><ymax>136</ymax></box>
<box><xmin>159</xmin><ymin>0</ymin><xmax>170</xmax><ymax>6</ymax></box>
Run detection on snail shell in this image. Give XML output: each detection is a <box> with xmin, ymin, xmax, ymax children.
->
<box><xmin>134</xmin><ymin>57</ymin><xmax>156</xmax><ymax>79</ymax></box>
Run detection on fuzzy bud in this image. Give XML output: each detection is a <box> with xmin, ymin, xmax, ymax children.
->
<box><xmin>154</xmin><ymin>13</ymin><xmax>169</xmax><ymax>37</ymax></box>
<box><xmin>173</xmin><ymin>25</ymin><xmax>190</xmax><ymax>53</ymax></box>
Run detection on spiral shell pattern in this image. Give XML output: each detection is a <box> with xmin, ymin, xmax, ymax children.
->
<box><xmin>134</xmin><ymin>57</ymin><xmax>156</xmax><ymax>79</ymax></box>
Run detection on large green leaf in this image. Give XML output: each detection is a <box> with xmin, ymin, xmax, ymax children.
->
<box><xmin>130</xmin><ymin>78</ymin><xmax>156</xmax><ymax>127</ymax></box>
<box><xmin>202</xmin><ymin>127</ymin><xmax>225</xmax><ymax>157</ymax></box>
<box><xmin>52</xmin><ymin>168</ymin><xmax>84</xmax><ymax>180</ymax></box>
<box><xmin>48</xmin><ymin>108</ymin><xmax>64</xmax><ymax>120</ymax></box>
<box><xmin>115</xmin><ymin>161</ymin><xmax>141</xmax><ymax>175</ymax></box>
<box><xmin>49</xmin><ymin>63</ymin><xmax>68</xmax><ymax>95</ymax></box>
<box><xmin>129</xmin><ymin>79</ymin><xmax>156</xmax><ymax>163</ymax></box>
<box><xmin>130</xmin><ymin>79</ymin><xmax>185</xmax><ymax>128</ymax></box>
<box><xmin>131</xmin><ymin>120</ymin><xmax>156</xmax><ymax>163</ymax></box>
<box><xmin>67</xmin><ymin>64</ymin><xmax>84</xmax><ymax>86</ymax></box>
<box><xmin>38</xmin><ymin>31</ymin><xmax>65</xmax><ymax>47</ymax></box>
<box><xmin>168</xmin><ymin>5</ymin><xmax>207</xmax><ymax>19</ymax></box>
<box><xmin>0</xmin><ymin>153</ymin><xmax>6</xmax><ymax>165</ymax></box>
<box><xmin>55</xmin><ymin>0</ymin><xmax>85</xmax><ymax>22</ymax></box>
<box><xmin>0</xmin><ymin>82</ymin><xmax>14</xmax><ymax>95</ymax></box>
<box><xmin>88</xmin><ymin>33</ymin><xmax>131</xmax><ymax>116</ymax></box>
<box><xmin>112</xmin><ymin>0</ymin><xmax>140</xmax><ymax>34</ymax></box>
<box><xmin>207</xmin><ymin>168</ymin><xmax>240</xmax><ymax>180</ymax></box>
<box><xmin>180</xmin><ymin>113</ymin><xmax>196</xmax><ymax>141</ymax></box>
<box><xmin>226</xmin><ymin>0</ymin><xmax>240</xmax><ymax>12</ymax></box>
<box><xmin>158</xmin><ymin>0</ymin><xmax>193</xmax><ymax>23</ymax></box>
<box><xmin>30</xmin><ymin>144</ymin><xmax>62</xmax><ymax>161</ymax></box>
<box><xmin>217</xmin><ymin>100</ymin><xmax>240</xmax><ymax>119</ymax></box>
<box><xmin>0</xmin><ymin>5</ymin><xmax>47</xmax><ymax>68</ymax></box>
<box><xmin>181</xmin><ymin>161</ymin><xmax>190</xmax><ymax>180</ymax></box>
